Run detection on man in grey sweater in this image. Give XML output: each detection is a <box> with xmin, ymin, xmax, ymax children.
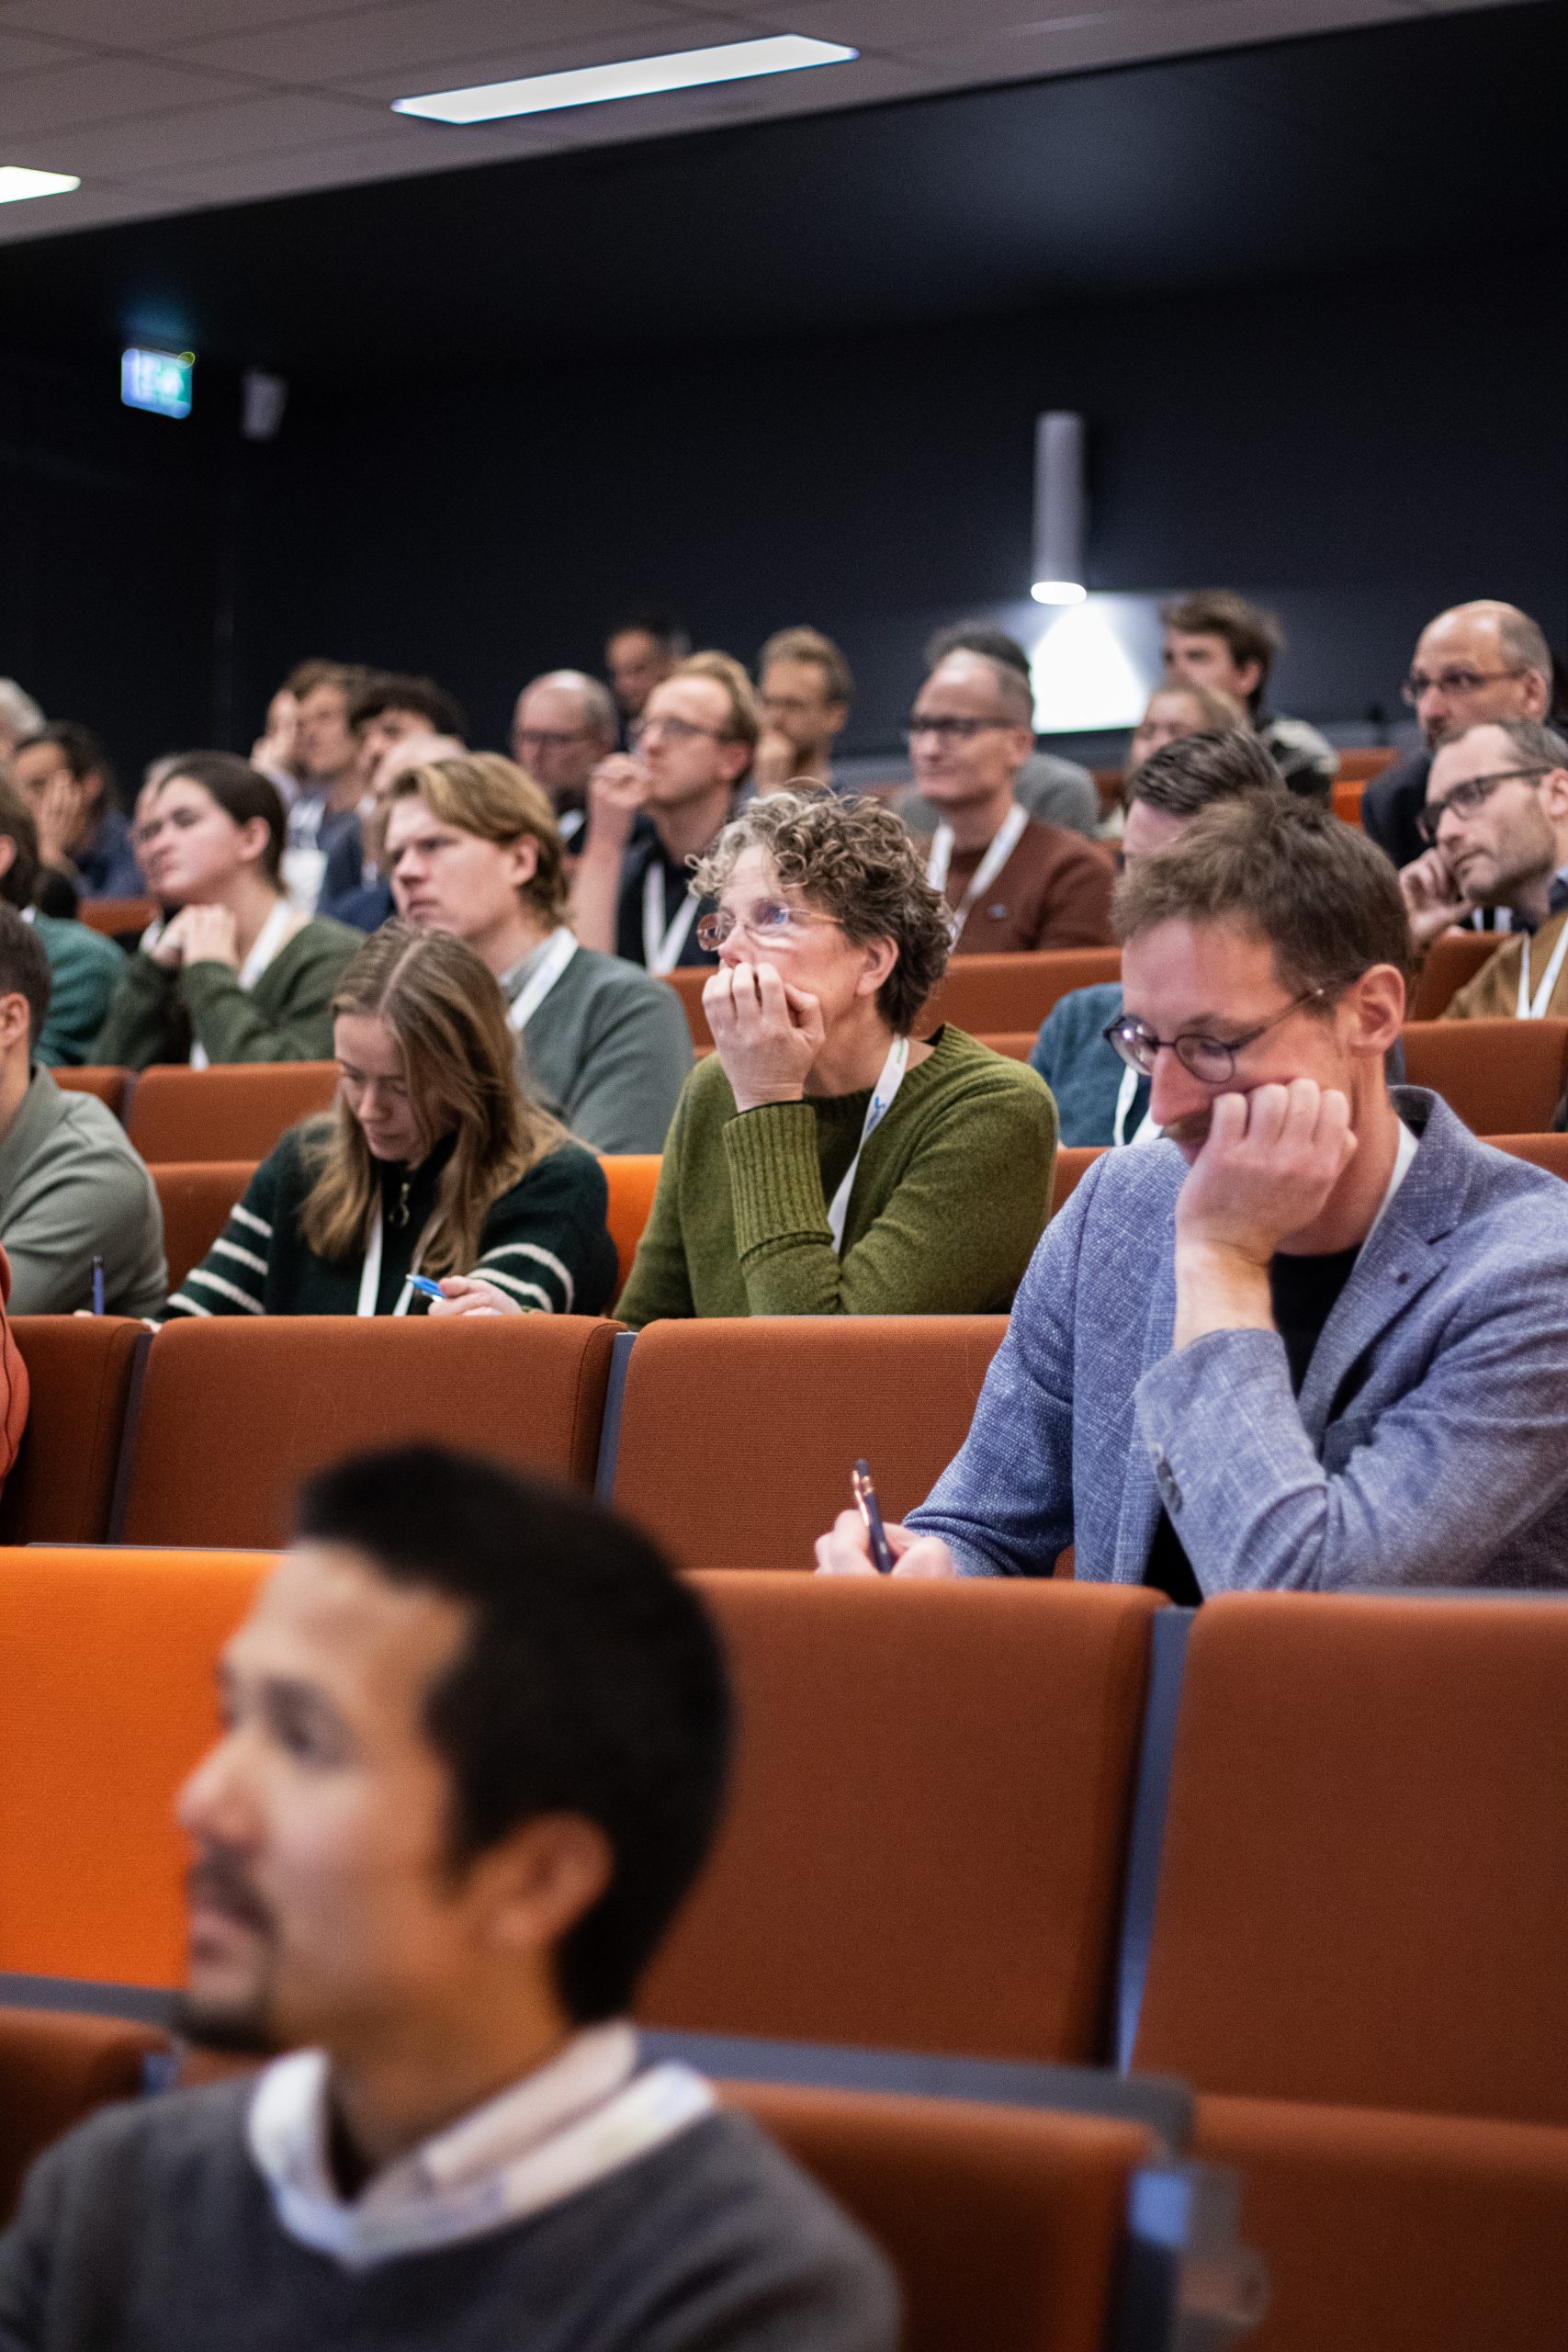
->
<box><xmin>383</xmin><ymin>754</ymin><xmax>691</xmax><ymax>1155</ymax></box>
<box><xmin>0</xmin><ymin>906</ymin><xmax>165</xmax><ymax>1315</ymax></box>
<box><xmin>0</xmin><ymin>1447</ymin><xmax>897</xmax><ymax>2350</ymax></box>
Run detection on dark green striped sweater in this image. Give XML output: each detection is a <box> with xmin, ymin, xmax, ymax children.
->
<box><xmin>161</xmin><ymin>1121</ymin><xmax>616</xmax><ymax>1321</ymax></box>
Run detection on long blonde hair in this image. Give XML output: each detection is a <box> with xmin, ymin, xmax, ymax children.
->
<box><xmin>301</xmin><ymin>924</ymin><xmax>565</xmax><ymax>1277</ymax></box>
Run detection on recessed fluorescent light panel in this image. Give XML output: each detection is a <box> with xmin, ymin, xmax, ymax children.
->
<box><xmin>0</xmin><ymin>166</ymin><xmax>80</xmax><ymax>205</ymax></box>
<box><xmin>393</xmin><ymin>35</ymin><xmax>857</xmax><ymax>126</ymax></box>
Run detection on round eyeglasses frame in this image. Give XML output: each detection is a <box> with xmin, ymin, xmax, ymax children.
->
<box><xmin>1102</xmin><ymin>986</ymin><xmax>1329</xmax><ymax>1086</ymax></box>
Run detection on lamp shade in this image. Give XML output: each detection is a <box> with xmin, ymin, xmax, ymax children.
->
<box><xmin>1032</xmin><ymin>412</ymin><xmax>1087</xmax><ymax>604</ymax></box>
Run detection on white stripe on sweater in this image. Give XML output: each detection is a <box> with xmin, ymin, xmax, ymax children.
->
<box><xmin>183</xmin><ymin>1268</ymin><xmax>265</xmax><ymax>1315</ymax></box>
<box><xmin>479</xmin><ymin>1241</ymin><xmax>575</xmax><ymax>1313</ymax></box>
<box><xmin>214</xmin><ymin>1238</ymin><xmax>268</xmax><ymax>1277</ymax></box>
<box><xmin>474</xmin><ymin>1268</ymin><xmax>556</xmax><ymax>1313</ymax></box>
<box><xmin>231</xmin><ymin>1204</ymin><xmax>272</xmax><ymax>1238</ymax></box>
<box><xmin>164</xmin><ymin>1292</ymin><xmax>213</xmax><ymax>1317</ymax></box>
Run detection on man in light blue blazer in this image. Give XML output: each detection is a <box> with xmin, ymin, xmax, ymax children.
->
<box><xmin>818</xmin><ymin>794</ymin><xmax>1568</xmax><ymax>1595</ymax></box>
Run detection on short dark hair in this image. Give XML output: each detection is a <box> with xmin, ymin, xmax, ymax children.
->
<box><xmin>1440</xmin><ymin>717</ymin><xmax>1568</xmax><ymax>772</ymax></box>
<box><xmin>922</xmin><ymin>624</ymin><xmax>1032</xmax><ymax>682</ymax></box>
<box><xmin>1115</xmin><ymin>793</ymin><xmax>1412</xmax><ymax>994</ymax></box>
<box><xmin>1126</xmin><ymin>727</ymin><xmax>1286</xmax><ymax>818</ymax></box>
<box><xmin>283</xmin><ymin>660</ymin><xmax>373</xmax><ymax>705</ymax></box>
<box><xmin>17</xmin><ymin>720</ymin><xmax>115</xmax><ymax>813</ymax></box>
<box><xmin>1162</xmin><ymin>592</ymin><xmax>1285</xmax><ymax>710</ymax></box>
<box><xmin>293</xmin><ymin>1445</ymin><xmax>732</xmax><ymax>2025</ymax></box>
<box><xmin>0</xmin><ymin>900</ymin><xmax>52</xmax><ymax>1046</ymax></box>
<box><xmin>607</xmin><ymin>610</ymin><xmax>690</xmax><ymax>658</ymax></box>
<box><xmin>758</xmin><ymin>627</ymin><xmax>854</xmax><ymax>707</ymax></box>
<box><xmin>0</xmin><ymin>780</ymin><xmax>40</xmax><ymax>910</ymax></box>
<box><xmin>158</xmin><ymin>752</ymin><xmax>287</xmax><ymax>885</ymax></box>
<box><xmin>348</xmin><ymin>673</ymin><xmax>468</xmax><ymax>741</ymax></box>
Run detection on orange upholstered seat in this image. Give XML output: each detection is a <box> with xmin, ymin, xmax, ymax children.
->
<box><xmin>0</xmin><ymin>1547</ymin><xmax>268</xmax><ymax>1986</ymax></box>
<box><xmin>639</xmin><ymin>1574</ymin><xmax>1164</xmax><ymax>2061</ymax></box>
<box><xmin>1132</xmin><ymin>1591</ymin><xmax>1568</xmax><ymax>2124</ymax></box>
<box><xmin>1486</xmin><ymin>1131</ymin><xmax>1568</xmax><ymax>1181</ymax></box>
<box><xmin>50</xmin><ymin>1065</ymin><xmax>130</xmax><ymax>1118</ymax></box>
<box><xmin>77</xmin><ymin>897</ymin><xmax>156</xmax><ymax>940</ymax></box>
<box><xmin>1400</xmin><ymin>1017</ymin><xmax>1568</xmax><ymax>1131</ymax></box>
<box><xmin>1051</xmin><ymin>1145</ymin><xmax>1104</xmax><ymax>1213</ymax></box>
<box><xmin>608</xmin><ymin>1316</ymin><xmax>1007</xmax><ymax>1569</ymax></box>
<box><xmin>1407</xmin><ymin>929</ymin><xmax>1507</xmax><ymax>1019</ymax></box>
<box><xmin>125</xmin><ymin>1062</ymin><xmax>339</xmax><ymax>1162</ymax></box>
<box><xmin>917</xmin><ymin>949</ymin><xmax>1122</xmax><ymax>1040</ymax></box>
<box><xmin>732</xmin><ymin>2082</ymin><xmax>1154</xmax><ymax>2352</ymax></box>
<box><xmin>599</xmin><ymin>1155</ymin><xmax>661</xmax><ymax>1293</ymax></box>
<box><xmin>0</xmin><ymin>2007</ymin><xmax>171</xmax><ymax>2224</ymax></box>
<box><xmin>0</xmin><ymin>1317</ymin><xmax>150</xmax><ymax>1546</ymax></box>
<box><xmin>152</xmin><ymin>1162</ymin><xmax>256</xmax><ymax>1293</ymax></box>
<box><xmin>118</xmin><ymin>1316</ymin><xmax>621</xmax><ymax>1548</ymax></box>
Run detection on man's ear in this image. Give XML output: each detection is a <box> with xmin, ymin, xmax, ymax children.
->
<box><xmin>476</xmin><ymin>1813</ymin><xmax>614</xmax><ymax>1964</ymax></box>
<box><xmin>1235</xmin><ymin>658</ymin><xmax>1265</xmax><ymax>703</ymax></box>
<box><xmin>0</xmin><ymin>991</ymin><xmax>32</xmax><ymax>1055</ymax></box>
<box><xmin>1348</xmin><ymin>963</ymin><xmax>1405</xmax><ymax>1057</ymax></box>
<box><xmin>1539</xmin><ymin>765</ymin><xmax>1568</xmax><ymax>831</ymax></box>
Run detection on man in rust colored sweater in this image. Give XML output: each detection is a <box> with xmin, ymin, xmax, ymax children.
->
<box><xmin>905</xmin><ymin>650</ymin><xmax>1113</xmax><ymax>953</ymax></box>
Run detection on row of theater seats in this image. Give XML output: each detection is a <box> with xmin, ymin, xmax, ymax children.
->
<box><xmin>0</xmin><ymin>1559</ymin><xmax>1562</xmax><ymax>2346</ymax></box>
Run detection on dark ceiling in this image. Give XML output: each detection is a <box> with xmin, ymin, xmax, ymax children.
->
<box><xmin>0</xmin><ymin>0</ymin><xmax>1560</xmax><ymax>381</ymax></box>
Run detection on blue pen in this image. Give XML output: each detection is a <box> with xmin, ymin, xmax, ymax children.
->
<box><xmin>852</xmin><ymin>1459</ymin><xmax>896</xmax><ymax>1575</ymax></box>
<box><xmin>407</xmin><ymin>1274</ymin><xmax>446</xmax><ymax>1303</ymax></box>
<box><xmin>91</xmin><ymin>1255</ymin><xmax>105</xmax><ymax>1317</ymax></box>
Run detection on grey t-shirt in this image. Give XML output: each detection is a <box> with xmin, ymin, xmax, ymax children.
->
<box><xmin>0</xmin><ymin>2080</ymin><xmax>898</xmax><ymax>2352</ymax></box>
<box><xmin>502</xmin><ymin>938</ymin><xmax>693</xmax><ymax>1158</ymax></box>
<box><xmin>0</xmin><ymin>1068</ymin><xmax>166</xmax><ymax>1317</ymax></box>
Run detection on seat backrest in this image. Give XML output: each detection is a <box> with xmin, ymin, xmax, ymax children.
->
<box><xmin>640</xmin><ymin>1575</ymin><xmax>1164</xmax><ymax>2062</ymax></box>
<box><xmin>125</xmin><ymin>1063</ymin><xmax>339</xmax><ymax>1162</ymax></box>
<box><xmin>917</xmin><ymin>950</ymin><xmax>1122</xmax><ymax>1040</ymax></box>
<box><xmin>152</xmin><ymin>1162</ymin><xmax>256</xmax><ymax>1292</ymax></box>
<box><xmin>50</xmin><ymin>1065</ymin><xmax>129</xmax><ymax>1119</ymax></box>
<box><xmin>0</xmin><ymin>2007</ymin><xmax>172</xmax><ymax>2225</ymax></box>
<box><xmin>599</xmin><ymin>1155</ymin><xmax>661</xmax><ymax>1293</ymax></box>
<box><xmin>731</xmin><ymin>2082</ymin><xmax>1152</xmax><ymax>2352</ymax></box>
<box><xmin>0</xmin><ymin>1317</ymin><xmax>149</xmax><ymax>1546</ymax></box>
<box><xmin>660</xmin><ymin>968</ymin><xmax>712</xmax><ymax>1047</ymax></box>
<box><xmin>1486</xmin><ymin>1131</ymin><xmax>1568</xmax><ymax>1182</ymax></box>
<box><xmin>1132</xmin><ymin>1591</ymin><xmax>1568</xmax><ymax>2123</ymax></box>
<box><xmin>119</xmin><ymin>1316</ymin><xmax>621</xmax><ymax>1548</ymax></box>
<box><xmin>975</xmin><ymin>1031</ymin><xmax>1035</xmax><ymax>1061</ymax></box>
<box><xmin>1052</xmin><ymin>1145</ymin><xmax>1104</xmax><ymax>1214</ymax></box>
<box><xmin>1334</xmin><ymin>748</ymin><xmax>1398</xmax><ymax>783</ymax></box>
<box><xmin>1330</xmin><ymin>778</ymin><xmax>1366</xmax><ymax>826</ymax></box>
<box><xmin>1399</xmin><ymin>1017</ymin><xmax>1568</xmax><ymax>1132</ymax></box>
<box><xmin>1407</xmin><ymin>930</ymin><xmax>1506</xmax><ymax>1020</ymax></box>
<box><xmin>78</xmin><ymin>897</ymin><xmax>156</xmax><ymax>939</ymax></box>
<box><xmin>610</xmin><ymin>1317</ymin><xmax>1007</xmax><ymax>1569</ymax></box>
<box><xmin>0</xmin><ymin>1547</ymin><xmax>268</xmax><ymax>1984</ymax></box>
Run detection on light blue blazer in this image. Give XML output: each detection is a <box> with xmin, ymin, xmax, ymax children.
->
<box><xmin>909</xmin><ymin>1089</ymin><xmax>1568</xmax><ymax>1592</ymax></box>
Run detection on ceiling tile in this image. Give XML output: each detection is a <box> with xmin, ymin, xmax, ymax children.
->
<box><xmin>335</xmin><ymin>14</ymin><xmax>773</xmax><ymax>97</ymax></box>
<box><xmin>169</xmin><ymin>0</ymin><xmax>678</xmax><ymax>79</ymax></box>
<box><xmin>0</xmin><ymin>56</ymin><xmax>254</xmax><ymax>139</ymax></box>
<box><xmin>890</xmin><ymin>0</ymin><xmax>1420</xmax><ymax>74</ymax></box>
<box><xmin>0</xmin><ymin>0</ymin><xmax>393</xmax><ymax>44</ymax></box>
<box><xmin>40</xmin><ymin>89</ymin><xmax>385</xmax><ymax>177</ymax></box>
<box><xmin>0</xmin><ymin>28</ymin><xmax>93</xmax><ymax>74</ymax></box>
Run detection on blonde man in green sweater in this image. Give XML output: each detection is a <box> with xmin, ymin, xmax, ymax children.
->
<box><xmin>616</xmin><ymin>790</ymin><xmax>1055</xmax><ymax>1323</ymax></box>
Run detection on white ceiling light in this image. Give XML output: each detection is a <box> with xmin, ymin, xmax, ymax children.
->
<box><xmin>0</xmin><ymin>167</ymin><xmax>80</xmax><ymax>206</ymax></box>
<box><xmin>393</xmin><ymin>35</ymin><xmax>858</xmax><ymax>126</ymax></box>
<box><xmin>1031</xmin><ymin>411</ymin><xmax>1088</xmax><ymax>604</ymax></box>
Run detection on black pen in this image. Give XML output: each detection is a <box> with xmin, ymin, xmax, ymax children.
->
<box><xmin>852</xmin><ymin>1460</ymin><xmax>896</xmax><ymax>1575</ymax></box>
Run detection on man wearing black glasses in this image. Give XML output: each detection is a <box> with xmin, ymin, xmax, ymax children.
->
<box><xmin>818</xmin><ymin>792</ymin><xmax>1568</xmax><ymax>1598</ymax></box>
<box><xmin>1411</xmin><ymin>720</ymin><xmax>1568</xmax><ymax>1021</ymax></box>
<box><xmin>1361</xmin><ymin>601</ymin><xmax>1555</xmax><ymax>871</ymax></box>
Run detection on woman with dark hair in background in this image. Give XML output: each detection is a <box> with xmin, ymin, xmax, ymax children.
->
<box><xmin>92</xmin><ymin>752</ymin><xmax>362</xmax><ymax>1069</ymax></box>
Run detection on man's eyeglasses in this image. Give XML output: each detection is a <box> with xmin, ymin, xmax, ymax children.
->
<box><xmin>630</xmin><ymin>715</ymin><xmax>734</xmax><ymax>749</ymax></box>
<box><xmin>694</xmin><ymin>899</ymin><xmax>838</xmax><ymax>953</ymax></box>
<box><xmin>1415</xmin><ymin>765</ymin><xmax>1551</xmax><ymax>845</ymax></box>
<box><xmin>903</xmin><ymin>717</ymin><xmax>1015</xmax><ymax>747</ymax></box>
<box><xmin>513</xmin><ymin>728</ymin><xmax>592</xmax><ymax>754</ymax></box>
<box><xmin>1103</xmin><ymin>988</ymin><xmax>1328</xmax><ymax>1087</ymax></box>
<box><xmin>1402</xmin><ymin>665</ymin><xmax>1530</xmax><ymax>706</ymax></box>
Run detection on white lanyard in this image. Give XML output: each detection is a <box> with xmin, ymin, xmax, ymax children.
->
<box><xmin>1112</xmin><ymin>1059</ymin><xmax>1162</xmax><ymax>1148</ymax></box>
<box><xmin>506</xmin><ymin>929</ymin><xmax>579</xmax><ymax>1035</ymax></box>
<box><xmin>643</xmin><ymin>863</ymin><xmax>700</xmax><ymax>974</ymax></box>
<box><xmin>190</xmin><ymin>899</ymin><xmax>299</xmax><ymax>1069</ymax></box>
<box><xmin>926</xmin><ymin>803</ymin><xmax>1029</xmax><ymax>940</ymax></box>
<box><xmin>1517</xmin><ymin>921</ymin><xmax>1568</xmax><ymax>1019</ymax></box>
<box><xmin>825</xmin><ymin>1035</ymin><xmax>910</xmax><ymax>1253</ymax></box>
<box><xmin>355</xmin><ymin>1210</ymin><xmax>421</xmax><ymax>1318</ymax></box>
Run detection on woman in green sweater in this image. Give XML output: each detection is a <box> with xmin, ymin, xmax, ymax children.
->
<box><xmin>92</xmin><ymin>752</ymin><xmax>362</xmax><ymax>1069</ymax></box>
<box><xmin>615</xmin><ymin>789</ymin><xmax>1056</xmax><ymax>1324</ymax></box>
<box><xmin>162</xmin><ymin>925</ymin><xmax>616</xmax><ymax>1321</ymax></box>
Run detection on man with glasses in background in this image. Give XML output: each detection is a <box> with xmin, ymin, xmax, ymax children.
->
<box><xmin>1403</xmin><ymin>719</ymin><xmax>1568</xmax><ymax>1021</ymax></box>
<box><xmin>904</xmin><ymin>647</ymin><xmax>1112</xmax><ymax>952</ymax></box>
<box><xmin>510</xmin><ymin>670</ymin><xmax>620</xmax><ymax>851</ymax></box>
<box><xmin>573</xmin><ymin>652</ymin><xmax>760</xmax><ymax>972</ymax></box>
<box><xmin>1361</xmin><ymin>600</ymin><xmax>1556</xmax><ymax>872</ymax></box>
<box><xmin>817</xmin><ymin>793</ymin><xmax>1568</xmax><ymax>1597</ymax></box>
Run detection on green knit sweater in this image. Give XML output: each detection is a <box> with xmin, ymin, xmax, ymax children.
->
<box><xmin>92</xmin><ymin>918</ymin><xmax>363</xmax><ymax>1071</ymax></box>
<box><xmin>616</xmin><ymin>1024</ymin><xmax>1056</xmax><ymax>1325</ymax></box>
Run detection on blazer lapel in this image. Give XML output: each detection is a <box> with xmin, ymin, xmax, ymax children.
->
<box><xmin>1111</xmin><ymin>1189</ymin><xmax>1177</xmax><ymax>1583</ymax></box>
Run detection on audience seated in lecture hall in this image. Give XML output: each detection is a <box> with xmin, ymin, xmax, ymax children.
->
<box><xmin>1094</xmin><ymin>681</ymin><xmax>1247</xmax><ymax>842</ymax></box>
<box><xmin>896</xmin><ymin>623</ymin><xmax>1100</xmax><ymax>839</ymax></box>
<box><xmin>1360</xmin><ymin>599</ymin><xmax>1556</xmax><ymax>874</ymax></box>
<box><xmin>0</xmin><ymin>1446</ymin><xmax>897</xmax><ymax>2352</ymax></box>
<box><xmin>510</xmin><ymin>669</ymin><xmax>619</xmax><ymax>853</ymax></box>
<box><xmin>384</xmin><ymin>752</ymin><xmax>691</xmax><ymax>1156</ymax></box>
<box><xmin>1032</xmin><ymin>729</ymin><xmax>1286</xmax><ymax>1146</ymax></box>
<box><xmin>1400</xmin><ymin>718</ymin><xmax>1568</xmax><ymax>1008</ymax></box>
<box><xmin>93</xmin><ymin>754</ymin><xmax>363</xmax><ymax>1072</ymax></box>
<box><xmin>604</xmin><ymin>608</ymin><xmax>690</xmax><ymax>737</ymax></box>
<box><xmin>753</xmin><ymin>625</ymin><xmax>853</xmax><ymax>793</ymax></box>
<box><xmin>163</xmin><ymin>924</ymin><xmax>615</xmax><ymax>1325</ymax></box>
<box><xmin>617</xmin><ymin>788</ymin><xmax>1055</xmax><ymax>1327</ymax></box>
<box><xmin>0</xmin><ymin>904</ymin><xmax>165</xmax><ymax>1317</ymax></box>
<box><xmin>819</xmin><ymin>796</ymin><xmax>1568</xmax><ymax>1598</ymax></box>
<box><xmin>0</xmin><ymin>679</ymin><xmax>45</xmax><ymax>779</ymax></box>
<box><xmin>0</xmin><ymin>778</ymin><xmax>122</xmax><ymax>1067</ymax></box>
<box><xmin>11</xmin><ymin>720</ymin><xmax>143</xmax><ymax>899</ymax></box>
<box><xmin>318</xmin><ymin>673</ymin><xmax>469</xmax><ymax>928</ymax></box>
<box><xmin>276</xmin><ymin>660</ymin><xmax>375</xmax><ymax>917</ymax></box>
<box><xmin>1160</xmin><ymin>588</ymin><xmax>1337</xmax><ymax>801</ymax></box>
<box><xmin>904</xmin><ymin>648</ymin><xmax>1113</xmax><ymax>954</ymax></box>
<box><xmin>574</xmin><ymin>651</ymin><xmax>760</xmax><ymax>976</ymax></box>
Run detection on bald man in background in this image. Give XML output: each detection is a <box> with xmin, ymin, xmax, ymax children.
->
<box><xmin>512</xmin><ymin>672</ymin><xmax>619</xmax><ymax>851</ymax></box>
<box><xmin>1362</xmin><ymin>601</ymin><xmax>1555</xmax><ymax>873</ymax></box>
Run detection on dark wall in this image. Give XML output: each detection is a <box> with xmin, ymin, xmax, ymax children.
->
<box><xmin>5</xmin><ymin>246</ymin><xmax>1565</xmax><ymax>786</ymax></box>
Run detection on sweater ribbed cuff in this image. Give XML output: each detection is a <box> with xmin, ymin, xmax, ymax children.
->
<box><xmin>722</xmin><ymin>1102</ymin><xmax>832</xmax><ymax>1258</ymax></box>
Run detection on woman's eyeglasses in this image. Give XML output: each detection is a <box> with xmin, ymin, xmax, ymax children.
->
<box><xmin>695</xmin><ymin>899</ymin><xmax>838</xmax><ymax>953</ymax></box>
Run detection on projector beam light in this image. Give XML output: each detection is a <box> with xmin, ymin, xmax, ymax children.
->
<box><xmin>1032</xmin><ymin>581</ymin><xmax>1088</xmax><ymax>605</ymax></box>
<box><xmin>0</xmin><ymin>167</ymin><xmax>80</xmax><ymax>206</ymax></box>
<box><xmin>392</xmin><ymin>35</ymin><xmax>858</xmax><ymax>125</ymax></box>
